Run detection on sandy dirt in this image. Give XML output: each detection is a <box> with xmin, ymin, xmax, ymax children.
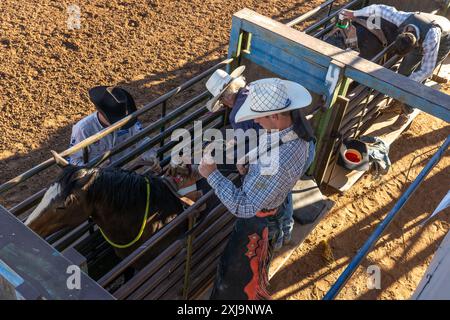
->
<box><xmin>0</xmin><ymin>0</ymin><xmax>449</xmax><ymax>300</ymax></box>
<box><xmin>270</xmin><ymin>111</ymin><xmax>450</xmax><ymax>300</ymax></box>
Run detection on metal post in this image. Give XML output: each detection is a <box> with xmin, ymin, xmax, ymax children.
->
<box><xmin>182</xmin><ymin>213</ymin><xmax>197</xmax><ymax>299</ymax></box>
<box><xmin>308</xmin><ymin>62</ymin><xmax>351</xmax><ymax>184</ymax></box>
<box><xmin>314</xmin><ymin>96</ymin><xmax>350</xmax><ymax>186</ymax></box>
<box><xmin>323</xmin><ymin>135</ymin><xmax>450</xmax><ymax>300</ymax></box>
<box><xmin>160</xmin><ymin>101</ymin><xmax>167</xmax><ymax>161</ymax></box>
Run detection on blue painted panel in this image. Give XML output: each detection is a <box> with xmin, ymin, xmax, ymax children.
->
<box><xmin>246</xmin><ymin>35</ymin><xmax>328</xmax><ymax>95</ymax></box>
<box><xmin>240</xmin><ymin>20</ymin><xmax>333</xmax><ymax>69</ymax></box>
<box><xmin>346</xmin><ymin>68</ymin><xmax>450</xmax><ymax>122</ymax></box>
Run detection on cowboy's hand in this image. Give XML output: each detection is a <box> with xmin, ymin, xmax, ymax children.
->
<box><xmin>236</xmin><ymin>164</ymin><xmax>248</xmax><ymax>176</ymax></box>
<box><xmin>140</xmin><ymin>149</ymin><xmax>162</xmax><ymax>173</ymax></box>
<box><xmin>165</xmin><ymin>163</ymin><xmax>191</xmax><ymax>177</ymax></box>
<box><xmin>340</xmin><ymin>9</ymin><xmax>355</xmax><ymax>20</ymax></box>
<box><xmin>198</xmin><ymin>156</ymin><xmax>217</xmax><ymax>178</ymax></box>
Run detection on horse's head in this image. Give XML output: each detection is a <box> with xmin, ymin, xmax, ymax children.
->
<box><xmin>25</xmin><ymin>152</ymin><xmax>96</xmax><ymax>238</ymax></box>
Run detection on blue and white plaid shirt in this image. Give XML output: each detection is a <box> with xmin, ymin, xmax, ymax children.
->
<box><xmin>207</xmin><ymin>126</ymin><xmax>309</xmax><ymax>218</ymax></box>
<box><xmin>354</xmin><ymin>4</ymin><xmax>441</xmax><ymax>82</ymax></box>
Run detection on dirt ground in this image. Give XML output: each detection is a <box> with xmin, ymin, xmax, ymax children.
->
<box><xmin>0</xmin><ymin>0</ymin><xmax>449</xmax><ymax>300</ymax></box>
<box><xmin>270</xmin><ymin>110</ymin><xmax>450</xmax><ymax>300</ymax></box>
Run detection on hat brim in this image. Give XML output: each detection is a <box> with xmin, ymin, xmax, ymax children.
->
<box><xmin>206</xmin><ymin>66</ymin><xmax>246</xmax><ymax>112</ymax></box>
<box><xmin>234</xmin><ymin>79</ymin><xmax>312</xmax><ymax>123</ymax></box>
<box><xmin>88</xmin><ymin>86</ymin><xmax>108</xmax><ymax>108</ymax></box>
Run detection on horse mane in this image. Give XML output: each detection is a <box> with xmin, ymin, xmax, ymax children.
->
<box><xmin>57</xmin><ymin>165</ymin><xmax>183</xmax><ymax>219</ymax></box>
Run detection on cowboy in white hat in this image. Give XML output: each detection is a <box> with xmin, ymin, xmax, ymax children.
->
<box><xmin>205</xmin><ymin>65</ymin><xmax>263</xmax><ymax>132</ymax></box>
<box><xmin>199</xmin><ymin>78</ymin><xmax>316</xmax><ymax>300</ymax></box>
<box><xmin>206</xmin><ymin>68</ymin><xmax>299</xmax><ymax>252</ymax></box>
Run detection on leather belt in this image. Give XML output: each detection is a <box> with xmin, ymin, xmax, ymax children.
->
<box><xmin>255</xmin><ymin>208</ymin><xmax>278</xmax><ymax>218</ymax></box>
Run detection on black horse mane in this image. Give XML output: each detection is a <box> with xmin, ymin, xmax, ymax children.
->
<box><xmin>57</xmin><ymin>165</ymin><xmax>183</xmax><ymax>219</ymax></box>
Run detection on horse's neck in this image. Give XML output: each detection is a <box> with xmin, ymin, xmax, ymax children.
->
<box><xmin>381</xmin><ymin>19</ymin><xmax>399</xmax><ymax>43</ymax></box>
<box><xmin>90</xmin><ymin>173</ymin><xmax>183</xmax><ymax>250</ymax></box>
<box><xmin>152</xmin><ymin>177</ymin><xmax>184</xmax><ymax>219</ymax></box>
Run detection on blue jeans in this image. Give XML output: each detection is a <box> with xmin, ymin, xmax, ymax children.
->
<box><xmin>269</xmin><ymin>140</ymin><xmax>316</xmax><ymax>248</ymax></box>
<box><xmin>268</xmin><ymin>193</ymin><xmax>294</xmax><ymax>247</ymax></box>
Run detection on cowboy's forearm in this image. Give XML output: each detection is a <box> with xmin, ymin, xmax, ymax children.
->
<box><xmin>207</xmin><ymin>170</ymin><xmax>259</xmax><ymax>218</ymax></box>
<box><xmin>409</xmin><ymin>30</ymin><xmax>440</xmax><ymax>83</ymax></box>
<box><xmin>409</xmin><ymin>54</ymin><xmax>437</xmax><ymax>82</ymax></box>
<box><xmin>353</xmin><ymin>4</ymin><xmax>405</xmax><ymax>26</ymax></box>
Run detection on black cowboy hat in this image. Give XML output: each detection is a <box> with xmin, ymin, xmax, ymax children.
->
<box><xmin>89</xmin><ymin>86</ymin><xmax>137</xmax><ymax>129</ymax></box>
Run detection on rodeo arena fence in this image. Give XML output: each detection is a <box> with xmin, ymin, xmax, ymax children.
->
<box><xmin>0</xmin><ymin>0</ymin><xmax>449</xmax><ymax>300</ymax></box>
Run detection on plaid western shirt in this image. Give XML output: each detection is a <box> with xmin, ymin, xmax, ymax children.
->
<box><xmin>207</xmin><ymin>126</ymin><xmax>309</xmax><ymax>218</ymax></box>
<box><xmin>354</xmin><ymin>4</ymin><xmax>441</xmax><ymax>82</ymax></box>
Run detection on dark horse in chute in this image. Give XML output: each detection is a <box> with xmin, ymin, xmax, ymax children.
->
<box><xmin>25</xmin><ymin>151</ymin><xmax>214</xmax><ymax>270</ymax></box>
<box><xmin>323</xmin><ymin>17</ymin><xmax>400</xmax><ymax>60</ymax></box>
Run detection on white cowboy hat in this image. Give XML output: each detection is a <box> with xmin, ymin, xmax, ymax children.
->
<box><xmin>205</xmin><ymin>66</ymin><xmax>246</xmax><ymax>112</ymax></box>
<box><xmin>235</xmin><ymin>78</ymin><xmax>312</xmax><ymax>123</ymax></box>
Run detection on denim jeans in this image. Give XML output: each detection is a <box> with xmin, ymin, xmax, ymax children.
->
<box><xmin>269</xmin><ymin>140</ymin><xmax>316</xmax><ymax>249</ymax></box>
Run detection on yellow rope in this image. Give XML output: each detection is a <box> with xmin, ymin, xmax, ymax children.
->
<box><xmin>99</xmin><ymin>177</ymin><xmax>151</xmax><ymax>249</ymax></box>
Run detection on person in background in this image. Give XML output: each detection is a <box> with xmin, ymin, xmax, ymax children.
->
<box><xmin>205</xmin><ymin>67</ymin><xmax>307</xmax><ymax>251</ymax></box>
<box><xmin>68</xmin><ymin>86</ymin><xmax>160</xmax><ymax>171</ymax></box>
<box><xmin>341</xmin><ymin>5</ymin><xmax>450</xmax><ymax>123</ymax></box>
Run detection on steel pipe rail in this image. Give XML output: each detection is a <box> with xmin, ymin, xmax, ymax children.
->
<box><xmin>42</xmin><ymin>114</ymin><xmax>225</xmax><ymax>254</ymax></box>
<box><xmin>10</xmin><ymin>92</ymin><xmax>210</xmax><ymax>216</ymax></box>
<box><xmin>10</xmin><ymin>94</ymin><xmax>214</xmax><ymax>223</ymax></box>
<box><xmin>304</xmin><ymin>0</ymin><xmax>364</xmax><ymax>34</ymax></box>
<box><xmin>324</xmin><ymin>135</ymin><xmax>450</xmax><ymax>300</ymax></box>
<box><xmin>286</xmin><ymin>0</ymin><xmax>342</xmax><ymax>27</ymax></box>
<box><xmin>85</xmin><ymin>91</ymin><xmax>211</xmax><ymax>168</ymax></box>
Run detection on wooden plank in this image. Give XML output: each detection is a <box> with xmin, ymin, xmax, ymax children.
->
<box><xmin>0</xmin><ymin>205</ymin><xmax>113</xmax><ymax>300</ymax></box>
<box><xmin>230</xmin><ymin>9</ymin><xmax>450</xmax><ymax>122</ymax></box>
<box><xmin>246</xmin><ymin>34</ymin><xmax>329</xmax><ymax>95</ymax></box>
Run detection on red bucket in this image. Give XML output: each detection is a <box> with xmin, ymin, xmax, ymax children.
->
<box><xmin>344</xmin><ymin>149</ymin><xmax>362</xmax><ymax>164</ymax></box>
